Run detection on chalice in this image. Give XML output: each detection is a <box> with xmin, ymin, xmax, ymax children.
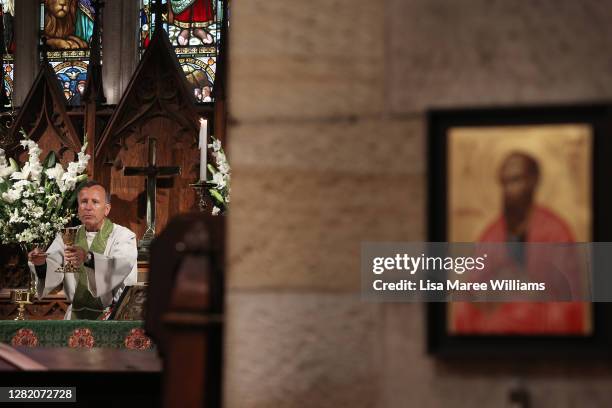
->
<box><xmin>56</xmin><ymin>227</ymin><xmax>79</xmax><ymax>274</ymax></box>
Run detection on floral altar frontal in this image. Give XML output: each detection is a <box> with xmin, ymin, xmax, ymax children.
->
<box><xmin>0</xmin><ymin>321</ymin><xmax>154</xmax><ymax>350</ymax></box>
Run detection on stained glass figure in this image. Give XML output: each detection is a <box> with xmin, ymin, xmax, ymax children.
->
<box><xmin>139</xmin><ymin>0</ymin><xmax>222</xmax><ymax>103</ymax></box>
<box><xmin>40</xmin><ymin>0</ymin><xmax>96</xmax><ymax>106</ymax></box>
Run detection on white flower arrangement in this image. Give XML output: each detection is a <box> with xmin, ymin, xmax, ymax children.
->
<box><xmin>0</xmin><ymin>132</ymin><xmax>90</xmax><ymax>247</ymax></box>
<box><xmin>206</xmin><ymin>136</ymin><xmax>230</xmax><ymax>215</ymax></box>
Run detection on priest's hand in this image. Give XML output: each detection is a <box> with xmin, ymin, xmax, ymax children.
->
<box><xmin>65</xmin><ymin>245</ymin><xmax>87</xmax><ymax>267</ymax></box>
<box><xmin>28</xmin><ymin>248</ymin><xmax>47</xmax><ymax>266</ymax></box>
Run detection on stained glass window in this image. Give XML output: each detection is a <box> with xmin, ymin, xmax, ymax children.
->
<box><xmin>39</xmin><ymin>0</ymin><xmax>97</xmax><ymax>106</ymax></box>
<box><xmin>139</xmin><ymin>0</ymin><xmax>223</xmax><ymax>103</ymax></box>
<box><xmin>1</xmin><ymin>0</ymin><xmax>14</xmax><ymax>108</ymax></box>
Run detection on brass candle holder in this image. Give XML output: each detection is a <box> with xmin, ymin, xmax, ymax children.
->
<box><xmin>190</xmin><ymin>182</ymin><xmax>211</xmax><ymax>212</ymax></box>
<box><xmin>11</xmin><ymin>289</ymin><xmax>32</xmax><ymax>321</ymax></box>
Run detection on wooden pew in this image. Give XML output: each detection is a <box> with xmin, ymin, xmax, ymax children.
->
<box><xmin>146</xmin><ymin>212</ymin><xmax>224</xmax><ymax>408</ymax></box>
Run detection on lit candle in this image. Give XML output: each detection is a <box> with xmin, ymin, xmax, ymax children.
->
<box><xmin>199</xmin><ymin>118</ymin><xmax>207</xmax><ymax>182</ymax></box>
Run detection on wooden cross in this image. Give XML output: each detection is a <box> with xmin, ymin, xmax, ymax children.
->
<box><xmin>124</xmin><ymin>138</ymin><xmax>180</xmax><ymax>259</ymax></box>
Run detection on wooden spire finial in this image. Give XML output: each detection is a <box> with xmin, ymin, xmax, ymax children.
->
<box><xmin>83</xmin><ymin>0</ymin><xmax>106</xmax><ymax>104</ymax></box>
<box><xmin>153</xmin><ymin>0</ymin><xmax>164</xmax><ymax>33</ymax></box>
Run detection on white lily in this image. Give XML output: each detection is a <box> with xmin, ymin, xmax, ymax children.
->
<box><xmin>45</xmin><ymin>163</ymin><xmax>65</xmax><ymax>180</ymax></box>
<box><xmin>208</xmin><ymin>139</ymin><xmax>222</xmax><ymax>152</ymax></box>
<box><xmin>31</xmin><ymin>206</ymin><xmax>44</xmax><ymax>219</ymax></box>
<box><xmin>76</xmin><ymin>151</ymin><xmax>90</xmax><ymax>173</ymax></box>
<box><xmin>0</xmin><ymin>152</ymin><xmax>10</xmax><ymax>178</ymax></box>
<box><xmin>217</xmin><ymin>161</ymin><xmax>230</xmax><ymax>175</ymax></box>
<box><xmin>60</xmin><ymin>172</ymin><xmax>77</xmax><ymax>193</ymax></box>
<box><xmin>29</xmin><ymin>162</ymin><xmax>43</xmax><ymax>182</ymax></box>
<box><xmin>10</xmin><ymin>162</ymin><xmax>30</xmax><ymax>180</ymax></box>
<box><xmin>2</xmin><ymin>188</ymin><xmax>19</xmax><ymax>203</ymax></box>
<box><xmin>0</xmin><ymin>165</ymin><xmax>12</xmax><ymax>178</ymax></box>
<box><xmin>20</xmin><ymin>139</ymin><xmax>36</xmax><ymax>150</ymax></box>
<box><xmin>212</xmin><ymin>172</ymin><xmax>226</xmax><ymax>189</ymax></box>
<box><xmin>8</xmin><ymin>208</ymin><xmax>21</xmax><ymax>223</ymax></box>
<box><xmin>13</xmin><ymin>180</ymin><xmax>30</xmax><ymax>189</ymax></box>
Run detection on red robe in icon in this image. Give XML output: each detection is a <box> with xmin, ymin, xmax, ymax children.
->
<box><xmin>451</xmin><ymin>205</ymin><xmax>589</xmax><ymax>335</ymax></box>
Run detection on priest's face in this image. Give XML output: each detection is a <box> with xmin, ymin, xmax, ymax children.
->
<box><xmin>78</xmin><ymin>186</ymin><xmax>111</xmax><ymax>231</ymax></box>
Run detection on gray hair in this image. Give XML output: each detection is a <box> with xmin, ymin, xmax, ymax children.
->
<box><xmin>77</xmin><ymin>180</ymin><xmax>111</xmax><ymax>204</ymax></box>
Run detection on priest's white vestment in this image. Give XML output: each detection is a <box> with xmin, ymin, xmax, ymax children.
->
<box><xmin>30</xmin><ymin>222</ymin><xmax>138</xmax><ymax>320</ymax></box>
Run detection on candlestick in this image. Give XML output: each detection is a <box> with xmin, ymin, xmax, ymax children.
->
<box><xmin>199</xmin><ymin>118</ymin><xmax>208</xmax><ymax>182</ymax></box>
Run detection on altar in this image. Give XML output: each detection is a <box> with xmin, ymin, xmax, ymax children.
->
<box><xmin>0</xmin><ymin>291</ymin><xmax>68</xmax><ymax>320</ymax></box>
<box><xmin>0</xmin><ymin>320</ymin><xmax>152</xmax><ymax>350</ymax></box>
<box><xmin>0</xmin><ymin>260</ymin><xmax>149</xmax><ymax>321</ymax></box>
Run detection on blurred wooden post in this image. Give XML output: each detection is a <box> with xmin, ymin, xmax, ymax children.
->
<box><xmin>145</xmin><ymin>213</ymin><xmax>224</xmax><ymax>408</ymax></box>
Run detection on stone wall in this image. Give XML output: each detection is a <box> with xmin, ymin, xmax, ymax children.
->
<box><xmin>225</xmin><ymin>1</ymin><xmax>612</xmax><ymax>406</ymax></box>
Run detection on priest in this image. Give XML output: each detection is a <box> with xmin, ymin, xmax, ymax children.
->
<box><xmin>28</xmin><ymin>181</ymin><xmax>138</xmax><ymax>320</ymax></box>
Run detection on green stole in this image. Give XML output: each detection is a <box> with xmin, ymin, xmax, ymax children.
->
<box><xmin>71</xmin><ymin>219</ymin><xmax>114</xmax><ymax>320</ymax></box>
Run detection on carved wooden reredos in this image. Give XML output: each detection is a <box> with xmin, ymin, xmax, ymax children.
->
<box><xmin>95</xmin><ymin>28</ymin><xmax>206</xmax><ymax>238</ymax></box>
<box><xmin>0</xmin><ymin>15</ymin><xmax>224</xmax><ymax>240</ymax></box>
<box><xmin>6</xmin><ymin>63</ymin><xmax>82</xmax><ymax>165</ymax></box>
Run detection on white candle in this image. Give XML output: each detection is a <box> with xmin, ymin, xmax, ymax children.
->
<box><xmin>199</xmin><ymin>118</ymin><xmax>208</xmax><ymax>182</ymax></box>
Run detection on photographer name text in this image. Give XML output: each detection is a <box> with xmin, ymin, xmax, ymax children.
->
<box><xmin>372</xmin><ymin>279</ymin><xmax>546</xmax><ymax>291</ymax></box>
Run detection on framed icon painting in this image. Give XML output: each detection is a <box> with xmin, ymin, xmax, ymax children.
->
<box><xmin>427</xmin><ymin>104</ymin><xmax>612</xmax><ymax>356</ymax></box>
